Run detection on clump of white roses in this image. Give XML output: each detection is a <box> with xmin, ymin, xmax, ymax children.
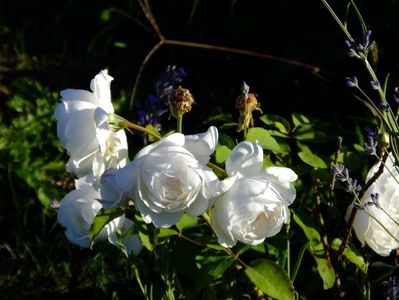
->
<box><xmin>350</xmin><ymin>154</ymin><xmax>399</xmax><ymax>256</ymax></box>
<box><xmin>55</xmin><ymin>70</ymin><xmax>298</xmax><ymax>256</ymax></box>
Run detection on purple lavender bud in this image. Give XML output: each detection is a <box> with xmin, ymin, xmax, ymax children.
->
<box><xmin>370</xmin><ymin>193</ymin><xmax>381</xmax><ymax>208</ymax></box>
<box><xmin>344</xmin><ymin>40</ymin><xmax>352</xmax><ymax>48</ymax></box>
<box><xmin>364</xmin><ymin>136</ymin><xmax>378</xmax><ymax>155</ymax></box>
<box><xmin>362</xmin><ymin>30</ymin><xmax>372</xmax><ymax>48</ymax></box>
<box><xmin>378</xmin><ymin>103</ymin><xmax>390</xmax><ymax>111</ymax></box>
<box><xmin>49</xmin><ymin>199</ymin><xmax>60</xmax><ymax>210</ymax></box>
<box><xmin>344</xmin><ymin>40</ymin><xmax>361</xmax><ymax>58</ymax></box>
<box><xmin>346</xmin><ymin>76</ymin><xmax>359</xmax><ymax>88</ymax></box>
<box><xmin>370</xmin><ymin>80</ymin><xmax>380</xmax><ymax>90</ymax></box>
<box><xmin>383</xmin><ymin>276</ymin><xmax>398</xmax><ymax>300</ymax></box>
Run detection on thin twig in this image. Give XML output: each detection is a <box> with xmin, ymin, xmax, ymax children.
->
<box><xmin>129</xmin><ymin>40</ymin><xmax>164</xmax><ymax>109</ymax></box>
<box><xmin>130</xmin><ymin>1</ymin><xmax>324</xmax><ymax>111</ymax></box>
<box><xmin>111</xmin><ymin>7</ymin><xmax>157</xmax><ymax>37</ymax></box>
<box><xmin>164</xmin><ymin>39</ymin><xmax>321</xmax><ymax>73</ymax></box>
<box><xmin>137</xmin><ymin>0</ymin><xmax>164</xmax><ymax>39</ymax></box>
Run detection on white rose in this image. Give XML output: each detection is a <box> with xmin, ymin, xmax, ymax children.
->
<box><xmin>351</xmin><ymin>155</ymin><xmax>399</xmax><ymax>256</ymax></box>
<box><xmin>110</xmin><ymin>127</ymin><xmax>220</xmax><ymax>228</ymax></box>
<box><xmin>57</xmin><ymin>178</ymin><xmax>141</xmax><ymax>255</ymax></box>
<box><xmin>55</xmin><ymin>70</ymin><xmax>128</xmax><ymax>180</ymax></box>
<box><xmin>211</xmin><ymin>141</ymin><xmax>297</xmax><ymax>247</ymax></box>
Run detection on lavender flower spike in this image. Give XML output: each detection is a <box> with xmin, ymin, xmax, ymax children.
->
<box><xmin>345</xmin><ymin>76</ymin><xmax>358</xmax><ymax>88</ymax></box>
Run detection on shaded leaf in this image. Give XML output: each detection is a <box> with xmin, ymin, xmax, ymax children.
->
<box><xmin>260</xmin><ymin>114</ymin><xmax>291</xmax><ymax>134</ymax></box>
<box><xmin>204</xmin><ymin>113</ymin><xmax>233</xmax><ymax>123</ymax></box>
<box><xmin>195</xmin><ymin>250</ymin><xmax>234</xmax><ymax>290</ymax></box>
<box><xmin>218</xmin><ymin>132</ymin><xmax>236</xmax><ymax>149</ymax></box>
<box><xmin>293</xmin><ymin>211</ymin><xmax>336</xmax><ymax>289</ymax></box>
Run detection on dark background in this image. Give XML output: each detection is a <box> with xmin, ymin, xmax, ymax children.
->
<box><xmin>3</xmin><ymin>0</ymin><xmax>399</xmax><ymax>125</ymax></box>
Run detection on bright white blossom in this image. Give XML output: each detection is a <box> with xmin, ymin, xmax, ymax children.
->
<box><xmin>211</xmin><ymin>141</ymin><xmax>297</xmax><ymax>248</ymax></box>
<box><xmin>55</xmin><ymin>70</ymin><xmax>128</xmax><ymax>181</ymax></box>
<box><xmin>105</xmin><ymin>127</ymin><xmax>220</xmax><ymax>228</ymax></box>
<box><xmin>351</xmin><ymin>155</ymin><xmax>399</xmax><ymax>256</ymax></box>
<box><xmin>57</xmin><ymin>177</ymin><xmax>141</xmax><ymax>255</ymax></box>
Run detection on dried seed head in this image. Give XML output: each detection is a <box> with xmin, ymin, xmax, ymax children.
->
<box><xmin>236</xmin><ymin>87</ymin><xmax>262</xmax><ymax>132</ymax></box>
<box><xmin>168</xmin><ymin>86</ymin><xmax>195</xmax><ymax>118</ymax></box>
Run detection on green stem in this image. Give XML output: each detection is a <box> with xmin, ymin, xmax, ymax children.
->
<box><xmin>176</xmin><ymin>113</ymin><xmax>183</xmax><ymax>133</ymax></box>
<box><xmin>124</xmin><ymin>120</ymin><xmax>162</xmax><ymax>140</ymax></box>
<box><xmin>320</xmin><ymin>0</ymin><xmax>355</xmax><ymax>43</ymax></box>
<box><xmin>286</xmin><ymin>224</ymin><xmax>291</xmax><ymax>277</ymax></box>
<box><xmin>291</xmin><ymin>241</ymin><xmax>310</xmax><ymax>283</ymax></box>
<box><xmin>207</xmin><ymin>162</ymin><xmax>228</xmax><ymax>177</ymax></box>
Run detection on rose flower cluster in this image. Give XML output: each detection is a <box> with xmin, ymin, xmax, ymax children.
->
<box><xmin>55</xmin><ymin>70</ymin><xmax>298</xmax><ymax>255</ymax></box>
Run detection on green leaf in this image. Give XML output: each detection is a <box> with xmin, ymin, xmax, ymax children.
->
<box><xmin>158</xmin><ymin>228</ymin><xmax>178</xmax><ymax>238</ymax></box>
<box><xmin>331</xmin><ymin>238</ymin><xmax>368</xmax><ymax>273</ymax></box>
<box><xmin>89</xmin><ymin>207</ymin><xmax>124</xmax><ymax>247</ymax></box>
<box><xmin>293</xmin><ymin>124</ymin><xmax>325</xmax><ymax>141</ymax></box>
<box><xmin>353</xmin><ymin>143</ymin><xmax>365</xmax><ymax>153</ymax></box>
<box><xmin>298</xmin><ymin>150</ymin><xmax>327</xmax><ymax>169</ymax></box>
<box><xmin>245</xmin><ymin>259</ymin><xmax>295</xmax><ymax>300</ymax></box>
<box><xmin>215</xmin><ymin>145</ymin><xmax>232</xmax><ymax>163</ymax></box>
<box><xmin>175</xmin><ymin>213</ymin><xmax>199</xmax><ymax>231</ymax></box>
<box><xmin>245</xmin><ymin>127</ymin><xmax>281</xmax><ymax>153</ymax></box>
<box><xmin>293</xmin><ymin>211</ymin><xmax>336</xmax><ymax>289</ymax></box>
<box><xmin>292</xmin><ymin>113</ymin><xmax>310</xmax><ymax>127</ymax></box>
<box><xmin>113</xmin><ymin>41</ymin><xmax>127</xmax><ymax>48</ymax></box>
<box><xmin>133</xmin><ymin>214</ymin><xmax>157</xmax><ymax>251</ymax></box>
<box><xmin>145</xmin><ymin>124</ymin><xmax>161</xmax><ymax>142</ymax></box>
<box><xmin>260</xmin><ymin>114</ymin><xmax>291</xmax><ymax>134</ymax></box>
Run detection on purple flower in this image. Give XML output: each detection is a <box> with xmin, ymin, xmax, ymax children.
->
<box><xmin>346</xmin><ymin>76</ymin><xmax>359</xmax><ymax>88</ymax></box>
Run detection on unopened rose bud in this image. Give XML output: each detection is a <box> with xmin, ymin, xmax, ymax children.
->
<box><xmin>168</xmin><ymin>86</ymin><xmax>195</xmax><ymax>118</ymax></box>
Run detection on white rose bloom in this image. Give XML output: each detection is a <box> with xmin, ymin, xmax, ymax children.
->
<box><xmin>351</xmin><ymin>155</ymin><xmax>399</xmax><ymax>256</ymax></box>
<box><xmin>55</xmin><ymin>70</ymin><xmax>128</xmax><ymax>181</ymax></box>
<box><xmin>109</xmin><ymin>127</ymin><xmax>220</xmax><ymax>228</ymax></box>
<box><xmin>57</xmin><ymin>178</ymin><xmax>141</xmax><ymax>255</ymax></box>
<box><xmin>211</xmin><ymin>141</ymin><xmax>297</xmax><ymax>248</ymax></box>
